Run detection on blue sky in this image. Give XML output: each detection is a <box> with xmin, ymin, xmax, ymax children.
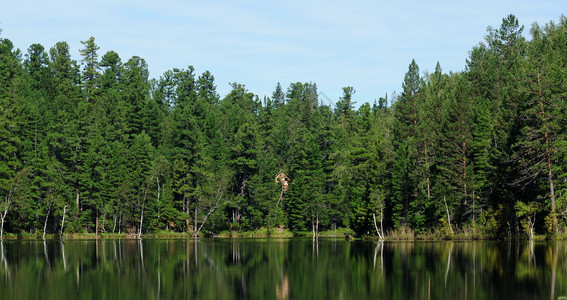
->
<box><xmin>1</xmin><ymin>0</ymin><xmax>564</xmax><ymax>106</ymax></box>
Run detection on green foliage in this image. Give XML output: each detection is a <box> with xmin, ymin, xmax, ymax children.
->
<box><xmin>1</xmin><ymin>15</ymin><xmax>567</xmax><ymax>238</ymax></box>
<box><xmin>515</xmin><ymin>201</ymin><xmax>541</xmax><ymax>240</ymax></box>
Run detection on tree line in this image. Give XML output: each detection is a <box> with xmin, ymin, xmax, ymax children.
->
<box><xmin>1</xmin><ymin>15</ymin><xmax>566</xmax><ymax>238</ymax></box>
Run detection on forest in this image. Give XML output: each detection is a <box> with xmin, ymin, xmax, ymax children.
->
<box><xmin>0</xmin><ymin>14</ymin><xmax>566</xmax><ymax>239</ymax></box>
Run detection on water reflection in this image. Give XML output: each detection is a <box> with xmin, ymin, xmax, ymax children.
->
<box><xmin>0</xmin><ymin>239</ymin><xmax>566</xmax><ymax>299</ymax></box>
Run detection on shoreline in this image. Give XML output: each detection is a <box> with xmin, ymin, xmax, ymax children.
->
<box><xmin>0</xmin><ymin>229</ymin><xmax>562</xmax><ymax>242</ymax></box>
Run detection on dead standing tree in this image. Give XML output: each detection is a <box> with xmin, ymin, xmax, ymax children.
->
<box><xmin>272</xmin><ymin>171</ymin><xmax>290</xmax><ymax>230</ymax></box>
<box><xmin>274</xmin><ymin>170</ymin><xmax>290</xmax><ymax>207</ymax></box>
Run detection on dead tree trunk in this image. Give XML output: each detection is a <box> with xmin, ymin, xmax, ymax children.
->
<box><xmin>312</xmin><ymin>213</ymin><xmax>319</xmax><ymax>240</ymax></box>
<box><xmin>76</xmin><ymin>188</ymin><xmax>80</xmax><ymax>208</ymax></box>
<box><xmin>183</xmin><ymin>196</ymin><xmax>189</xmax><ymax>233</ymax></box>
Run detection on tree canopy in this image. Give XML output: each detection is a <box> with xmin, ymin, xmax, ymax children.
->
<box><xmin>1</xmin><ymin>14</ymin><xmax>567</xmax><ymax>239</ymax></box>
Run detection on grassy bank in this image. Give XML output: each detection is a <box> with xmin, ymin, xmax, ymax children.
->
<box><xmin>216</xmin><ymin>228</ymin><xmax>294</xmax><ymax>238</ymax></box>
<box><xmin>2</xmin><ymin>227</ymin><xmax>566</xmax><ymax>241</ymax></box>
<box><xmin>368</xmin><ymin>226</ymin><xmax>567</xmax><ymax>241</ymax></box>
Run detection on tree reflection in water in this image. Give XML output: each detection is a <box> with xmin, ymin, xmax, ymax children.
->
<box><xmin>0</xmin><ymin>239</ymin><xmax>565</xmax><ymax>299</ymax></box>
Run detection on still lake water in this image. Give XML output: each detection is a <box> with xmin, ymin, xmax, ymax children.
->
<box><xmin>0</xmin><ymin>238</ymin><xmax>565</xmax><ymax>299</ymax></box>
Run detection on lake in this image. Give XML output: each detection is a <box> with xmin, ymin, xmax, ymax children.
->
<box><xmin>0</xmin><ymin>238</ymin><xmax>565</xmax><ymax>299</ymax></box>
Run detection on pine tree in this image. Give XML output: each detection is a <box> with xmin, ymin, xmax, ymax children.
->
<box><xmin>513</xmin><ymin>20</ymin><xmax>567</xmax><ymax>233</ymax></box>
<box><xmin>123</xmin><ymin>56</ymin><xmax>150</xmax><ymax>137</ymax></box>
<box><xmin>413</xmin><ymin>62</ymin><xmax>447</xmax><ymax>228</ymax></box>
<box><xmin>436</xmin><ymin>74</ymin><xmax>474</xmax><ymax>231</ymax></box>
<box><xmin>0</xmin><ymin>34</ymin><xmax>26</xmax><ymax>238</ymax></box>
<box><xmin>272</xmin><ymin>82</ymin><xmax>285</xmax><ymax>108</ymax></box>
<box><xmin>79</xmin><ymin>37</ymin><xmax>100</xmax><ymax>101</ymax></box>
<box><xmin>391</xmin><ymin>59</ymin><xmax>422</xmax><ymax>228</ymax></box>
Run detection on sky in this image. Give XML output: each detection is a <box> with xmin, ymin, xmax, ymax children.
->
<box><xmin>0</xmin><ymin>0</ymin><xmax>564</xmax><ymax>106</ymax></box>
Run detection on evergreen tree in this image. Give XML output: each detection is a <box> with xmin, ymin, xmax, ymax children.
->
<box><xmin>123</xmin><ymin>56</ymin><xmax>150</xmax><ymax>137</ymax></box>
<box><xmin>415</xmin><ymin>62</ymin><xmax>447</xmax><ymax>227</ymax></box>
<box><xmin>1</xmin><ymin>15</ymin><xmax>567</xmax><ymax>238</ymax></box>
<box><xmin>79</xmin><ymin>37</ymin><xmax>100</xmax><ymax>101</ymax></box>
<box><xmin>0</xmin><ymin>34</ymin><xmax>26</xmax><ymax>238</ymax></box>
<box><xmin>391</xmin><ymin>59</ymin><xmax>422</xmax><ymax>228</ymax></box>
<box><xmin>436</xmin><ymin>74</ymin><xmax>474</xmax><ymax>231</ymax></box>
<box><xmin>513</xmin><ymin>20</ymin><xmax>567</xmax><ymax>233</ymax></box>
<box><xmin>272</xmin><ymin>82</ymin><xmax>285</xmax><ymax>108</ymax></box>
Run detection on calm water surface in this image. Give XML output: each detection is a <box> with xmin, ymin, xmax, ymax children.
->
<box><xmin>0</xmin><ymin>238</ymin><xmax>565</xmax><ymax>299</ymax></box>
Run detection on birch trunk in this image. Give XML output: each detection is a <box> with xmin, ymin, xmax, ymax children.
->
<box><xmin>0</xmin><ymin>210</ymin><xmax>6</xmax><ymax>240</ymax></box>
<box><xmin>316</xmin><ymin>213</ymin><xmax>319</xmax><ymax>237</ymax></box>
<box><xmin>1</xmin><ymin>193</ymin><xmax>13</xmax><ymax>240</ymax></box>
<box><xmin>194</xmin><ymin>187</ymin><xmax>224</xmax><ymax>238</ymax></box>
<box><xmin>312</xmin><ymin>222</ymin><xmax>315</xmax><ymax>240</ymax></box>
<box><xmin>139</xmin><ymin>178</ymin><xmax>151</xmax><ymax>238</ymax></box>
<box><xmin>139</xmin><ymin>205</ymin><xmax>144</xmax><ymax>239</ymax></box>
<box><xmin>194</xmin><ymin>205</ymin><xmax>198</xmax><ymax>236</ymax></box>
<box><xmin>59</xmin><ymin>205</ymin><xmax>67</xmax><ymax>239</ymax></box>
<box><xmin>0</xmin><ymin>204</ymin><xmax>8</xmax><ymax>240</ymax></box>
<box><xmin>194</xmin><ymin>205</ymin><xmax>215</xmax><ymax>238</ymax></box>
<box><xmin>43</xmin><ymin>205</ymin><xmax>51</xmax><ymax>240</ymax></box>
<box><xmin>112</xmin><ymin>214</ymin><xmax>117</xmax><ymax>234</ymax></box>
<box><xmin>373</xmin><ymin>213</ymin><xmax>384</xmax><ymax>241</ymax></box>
<box><xmin>444</xmin><ymin>197</ymin><xmax>454</xmax><ymax>235</ymax></box>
